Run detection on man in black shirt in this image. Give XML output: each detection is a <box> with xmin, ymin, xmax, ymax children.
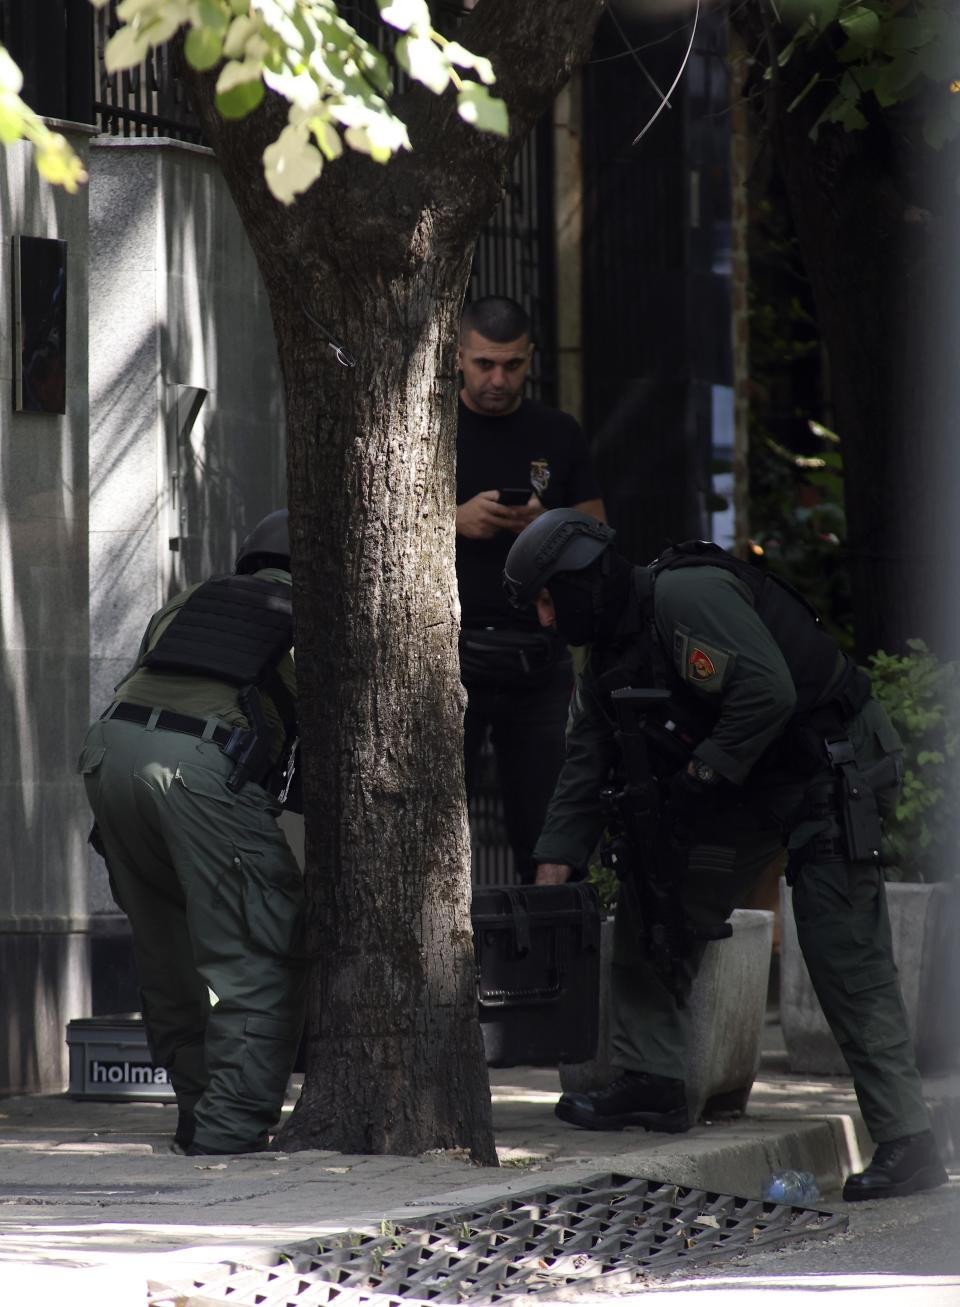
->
<box><xmin>456</xmin><ymin>296</ymin><xmax>606</xmax><ymax>883</ymax></box>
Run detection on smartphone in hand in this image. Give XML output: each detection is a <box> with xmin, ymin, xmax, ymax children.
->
<box><xmin>498</xmin><ymin>487</ymin><xmax>532</xmax><ymax>506</ymax></box>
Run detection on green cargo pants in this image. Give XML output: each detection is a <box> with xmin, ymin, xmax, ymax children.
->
<box><xmin>79</xmin><ymin>716</ymin><xmax>307</xmax><ymax>1153</ymax></box>
<box><xmin>609</xmin><ymin>698</ymin><xmax>931</xmax><ymax>1143</ymax></box>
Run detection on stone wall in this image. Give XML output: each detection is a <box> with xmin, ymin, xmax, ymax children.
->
<box><xmin>0</xmin><ymin>131</ymin><xmax>285</xmax><ymax>1093</ymax></box>
<box><xmin>0</xmin><ymin>126</ymin><xmax>95</xmax><ymax>1093</ymax></box>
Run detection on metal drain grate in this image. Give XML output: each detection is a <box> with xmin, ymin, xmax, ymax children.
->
<box><xmin>152</xmin><ymin>1171</ymin><xmax>848</xmax><ymax>1306</ymax></box>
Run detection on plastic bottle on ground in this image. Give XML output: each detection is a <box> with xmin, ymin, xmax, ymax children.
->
<box><xmin>762</xmin><ymin>1169</ymin><xmax>821</xmax><ymax>1204</ymax></box>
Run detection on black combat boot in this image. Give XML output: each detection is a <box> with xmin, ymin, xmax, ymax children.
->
<box><xmin>555</xmin><ymin>1070</ymin><xmax>690</xmax><ymax>1133</ymax></box>
<box><xmin>173</xmin><ymin>1107</ymin><xmax>196</xmax><ymax>1151</ymax></box>
<box><xmin>842</xmin><ymin>1130</ymin><xmax>947</xmax><ymax>1201</ymax></box>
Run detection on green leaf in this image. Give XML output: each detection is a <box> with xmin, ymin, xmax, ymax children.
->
<box><xmin>331</xmin><ymin>100</ymin><xmax>410</xmax><ymax>159</ymax></box>
<box><xmin>457</xmin><ymin>82</ymin><xmax>508</xmax><ymax>136</ymax></box>
<box><xmin>880</xmin><ymin>16</ymin><xmax>939</xmax><ymax>55</ymax></box>
<box><xmin>778</xmin><ymin>33</ymin><xmax>800</xmax><ymax>68</ymax></box>
<box><xmin>216</xmin><ymin>55</ymin><xmax>261</xmax><ymax>94</ymax></box>
<box><xmin>811</xmin><ymin>91</ymin><xmax>867</xmax><ymax>136</ymax></box>
<box><xmin>874</xmin><ymin>54</ymin><xmax>922</xmax><ymax>107</ymax></box>
<box><xmin>263</xmin><ymin>123</ymin><xmax>323</xmax><ymax>204</ymax></box>
<box><xmin>223</xmin><ymin>15</ymin><xmax>258</xmax><ymax>59</ymax></box>
<box><xmin>35</xmin><ymin>130</ymin><xmax>88</xmax><ymax>192</ymax></box>
<box><xmin>309</xmin><ymin>117</ymin><xmax>344</xmax><ymax>162</ymax></box>
<box><xmin>377</xmin><ymin>0</ymin><xmax>430</xmax><ymax>34</ymax></box>
<box><xmin>857</xmin><ymin>65</ymin><xmax>880</xmax><ymax>91</ymax></box>
<box><xmin>196</xmin><ymin>0</ymin><xmax>229</xmax><ymax>36</ymax></box>
<box><xmin>104</xmin><ymin>23</ymin><xmax>152</xmax><ymax>73</ymax></box>
<box><xmin>776</xmin><ymin>0</ymin><xmax>839</xmax><ymax>32</ymax></box>
<box><xmin>837</xmin><ymin>37</ymin><xmax>865</xmax><ymax>64</ymax></box>
<box><xmin>396</xmin><ymin>35</ymin><xmax>450</xmax><ymax>95</ymax></box>
<box><xmin>0</xmin><ymin>105</ymin><xmax>22</xmax><ymax>144</ymax></box>
<box><xmin>788</xmin><ymin>71</ymin><xmax>821</xmax><ymax>112</ymax></box>
<box><xmin>116</xmin><ymin>0</ymin><xmax>162</xmax><ymax>19</ymax></box>
<box><xmin>136</xmin><ymin>9</ymin><xmax>184</xmax><ymax>45</ymax></box>
<box><xmin>838</xmin><ymin>6</ymin><xmax>881</xmax><ymax>47</ymax></box>
<box><xmin>443</xmin><ymin>41</ymin><xmax>496</xmax><ymax>86</ymax></box>
<box><xmin>358</xmin><ymin>45</ymin><xmax>392</xmax><ymax>97</ymax></box>
<box><xmin>263</xmin><ymin>65</ymin><xmax>319</xmax><ymax>110</ymax></box>
<box><xmin>0</xmin><ymin>44</ymin><xmax>23</xmax><ymax>93</ymax></box>
<box><xmin>913</xmin><ymin>39</ymin><xmax>960</xmax><ymax>85</ymax></box>
<box><xmin>216</xmin><ymin>76</ymin><xmax>264</xmax><ymax>119</ymax></box>
<box><xmin>253</xmin><ymin>0</ymin><xmax>306</xmax><ymax>52</ymax></box>
<box><xmin>839</xmin><ymin>69</ymin><xmax>864</xmax><ymax>101</ymax></box>
<box><xmin>185</xmin><ymin>25</ymin><xmax>224</xmax><ymax>71</ymax></box>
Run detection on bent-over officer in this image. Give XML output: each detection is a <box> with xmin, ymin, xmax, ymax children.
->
<box><xmin>503</xmin><ymin>509</ymin><xmax>946</xmax><ymax>1202</ymax></box>
<box><xmin>78</xmin><ymin>509</ymin><xmax>305</xmax><ymax>1156</ymax></box>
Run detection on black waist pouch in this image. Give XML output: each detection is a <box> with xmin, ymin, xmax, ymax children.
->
<box><xmin>459</xmin><ymin>627</ymin><xmax>561</xmax><ymax>690</ymax></box>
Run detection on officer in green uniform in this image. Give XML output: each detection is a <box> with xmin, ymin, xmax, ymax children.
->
<box><xmin>503</xmin><ymin>509</ymin><xmax>946</xmax><ymax>1202</ymax></box>
<box><xmin>78</xmin><ymin>510</ymin><xmax>306</xmax><ymax>1156</ymax></box>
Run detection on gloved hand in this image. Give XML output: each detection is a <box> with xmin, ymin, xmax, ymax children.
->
<box><xmin>665</xmin><ymin>763</ymin><xmax>724</xmax><ymax>845</ymax></box>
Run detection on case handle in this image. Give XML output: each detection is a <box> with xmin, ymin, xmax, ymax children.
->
<box><xmin>478</xmin><ymin>977</ymin><xmax>563</xmax><ymax>1007</ymax></box>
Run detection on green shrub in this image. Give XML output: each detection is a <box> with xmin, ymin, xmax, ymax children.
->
<box><xmin>587</xmin><ymin>860</ymin><xmax>619</xmax><ymax>914</ymax></box>
<box><xmin>868</xmin><ymin>640</ymin><xmax>960</xmax><ymax>882</ymax></box>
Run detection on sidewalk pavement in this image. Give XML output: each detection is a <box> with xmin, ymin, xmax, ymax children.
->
<box><xmin>0</xmin><ymin>1024</ymin><xmax>957</xmax><ymax>1305</ymax></box>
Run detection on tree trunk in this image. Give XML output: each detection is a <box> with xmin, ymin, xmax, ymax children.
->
<box><xmin>182</xmin><ymin>0</ymin><xmax>605</xmax><ymax>1162</ymax></box>
<box><xmin>732</xmin><ymin>3</ymin><xmax>960</xmax><ymax>658</ymax></box>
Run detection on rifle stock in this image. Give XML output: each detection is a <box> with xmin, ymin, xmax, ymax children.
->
<box><xmin>602</xmin><ymin>688</ymin><xmax>730</xmax><ymax>1006</ymax></box>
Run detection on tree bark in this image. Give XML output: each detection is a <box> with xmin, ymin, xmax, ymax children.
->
<box><xmin>183</xmin><ymin>0</ymin><xmax>605</xmax><ymax>1162</ymax></box>
<box><xmin>731</xmin><ymin>3</ymin><xmax>960</xmax><ymax>658</ymax></box>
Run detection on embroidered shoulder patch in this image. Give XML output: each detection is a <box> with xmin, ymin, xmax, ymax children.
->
<box><xmin>688</xmin><ymin>648</ymin><xmax>716</xmax><ymax>680</ymax></box>
<box><xmin>683</xmin><ymin>640</ymin><xmax>732</xmax><ymax>690</ymax></box>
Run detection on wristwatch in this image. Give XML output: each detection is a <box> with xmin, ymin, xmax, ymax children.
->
<box><xmin>688</xmin><ymin>759</ymin><xmax>720</xmax><ymax>786</ymax></box>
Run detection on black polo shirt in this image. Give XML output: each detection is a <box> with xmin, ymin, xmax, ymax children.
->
<box><xmin>456</xmin><ymin>397</ymin><xmax>602</xmax><ymax>629</ymax></box>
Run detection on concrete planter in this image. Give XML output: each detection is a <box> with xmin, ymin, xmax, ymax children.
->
<box><xmin>559</xmin><ymin>909</ymin><xmax>774</xmax><ymax>1122</ymax></box>
<box><xmin>779</xmin><ymin>877</ymin><xmax>960</xmax><ymax>1074</ymax></box>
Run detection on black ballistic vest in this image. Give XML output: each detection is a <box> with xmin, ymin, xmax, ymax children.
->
<box><xmin>142</xmin><ymin>574</ymin><xmax>294</xmax><ymax>689</ymax></box>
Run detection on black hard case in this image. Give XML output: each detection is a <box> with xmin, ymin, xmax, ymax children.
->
<box><xmin>472</xmin><ymin>882</ymin><xmax>601</xmax><ymax>1067</ymax></box>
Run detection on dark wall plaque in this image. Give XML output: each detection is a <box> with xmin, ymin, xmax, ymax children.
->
<box><xmin>13</xmin><ymin>235</ymin><xmax>67</xmax><ymax>414</ymax></box>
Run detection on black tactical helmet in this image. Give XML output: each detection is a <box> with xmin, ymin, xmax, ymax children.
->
<box><xmin>503</xmin><ymin>509</ymin><xmax>616</xmax><ymax>608</ymax></box>
<box><xmin>234</xmin><ymin>508</ymin><xmax>290</xmax><ymax>574</ymax></box>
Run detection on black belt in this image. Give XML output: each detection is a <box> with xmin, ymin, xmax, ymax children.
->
<box><xmin>104</xmin><ymin>701</ymin><xmax>235</xmax><ymax>749</ymax></box>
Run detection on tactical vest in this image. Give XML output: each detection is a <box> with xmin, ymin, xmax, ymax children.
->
<box><xmin>141</xmin><ymin>574</ymin><xmax>296</xmax><ymax>736</ymax></box>
<box><xmin>643</xmin><ymin>540</ymin><xmax>846</xmax><ymax>715</ymax></box>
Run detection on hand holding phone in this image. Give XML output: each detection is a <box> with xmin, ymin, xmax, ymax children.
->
<box><xmin>498</xmin><ymin>487</ymin><xmax>532</xmax><ymax>506</ymax></box>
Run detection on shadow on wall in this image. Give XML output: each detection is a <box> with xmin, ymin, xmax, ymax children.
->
<box><xmin>161</xmin><ymin>154</ymin><xmax>286</xmax><ymax>593</ymax></box>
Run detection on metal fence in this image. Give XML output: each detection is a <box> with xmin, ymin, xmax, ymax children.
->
<box><xmin>468</xmin><ymin>745</ymin><xmax>518</xmax><ymax>887</ymax></box>
<box><xmin>469</xmin><ymin>120</ymin><xmax>556</xmax><ymax>407</ymax></box>
<box><xmin>93</xmin><ymin>3</ymin><xmax>204</xmax><ymax>141</ymax></box>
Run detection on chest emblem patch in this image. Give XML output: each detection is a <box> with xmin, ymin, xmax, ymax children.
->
<box><xmin>688</xmin><ymin>648</ymin><xmax>716</xmax><ymax>681</ymax></box>
<box><xmin>530</xmin><ymin>459</ymin><xmax>551</xmax><ymax>496</ymax></box>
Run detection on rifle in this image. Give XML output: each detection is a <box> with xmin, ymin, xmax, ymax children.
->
<box><xmin>600</xmin><ymin>687</ymin><xmax>731</xmax><ymax>1006</ymax></box>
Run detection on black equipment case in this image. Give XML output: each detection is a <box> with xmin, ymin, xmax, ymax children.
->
<box><xmin>472</xmin><ymin>882</ymin><xmax>601</xmax><ymax>1067</ymax></box>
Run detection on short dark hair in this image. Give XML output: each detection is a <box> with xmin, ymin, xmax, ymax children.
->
<box><xmin>460</xmin><ymin>296</ymin><xmax>531</xmax><ymax>344</ymax></box>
